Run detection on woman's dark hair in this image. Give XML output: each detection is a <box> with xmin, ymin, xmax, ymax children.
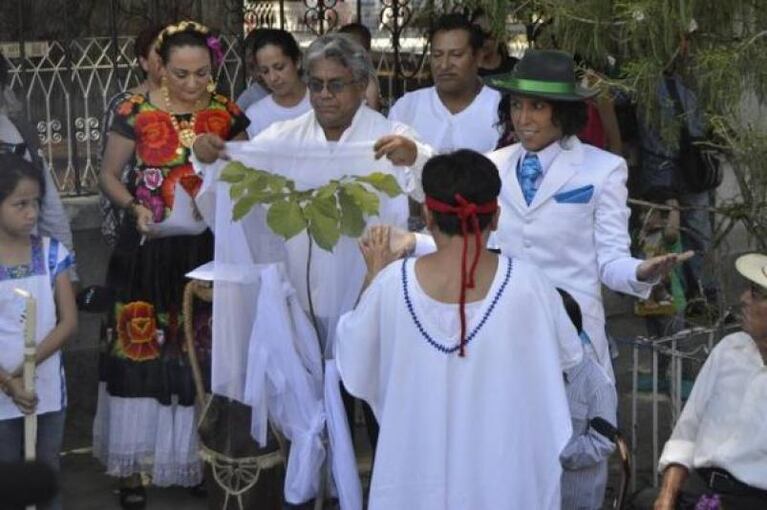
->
<box><xmin>250</xmin><ymin>28</ymin><xmax>301</xmax><ymax>65</ymax></box>
<box><xmin>551</xmin><ymin>100</ymin><xmax>589</xmax><ymax>137</ymax></box>
<box><xmin>496</xmin><ymin>93</ymin><xmax>589</xmax><ymax>142</ymax></box>
<box><xmin>134</xmin><ymin>25</ymin><xmax>164</xmax><ymax>61</ymax></box>
<box><xmin>428</xmin><ymin>13</ymin><xmax>484</xmax><ymax>53</ymax></box>
<box><xmin>156</xmin><ymin>22</ymin><xmax>214</xmax><ymax>65</ymax></box>
<box><xmin>422</xmin><ymin>149</ymin><xmax>501</xmax><ymax>235</ymax></box>
<box><xmin>0</xmin><ymin>153</ymin><xmax>45</xmax><ymax>204</ymax></box>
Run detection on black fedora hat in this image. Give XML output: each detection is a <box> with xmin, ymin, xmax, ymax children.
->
<box><xmin>486</xmin><ymin>49</ymin><xmax>597</xmax><ymax>102</ymax></box>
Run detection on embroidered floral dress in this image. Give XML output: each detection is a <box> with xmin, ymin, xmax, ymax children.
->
<box><xmin>93</xmin><ymin>93</ymin><xmax>248</xmax><ymax>486</ymax></box>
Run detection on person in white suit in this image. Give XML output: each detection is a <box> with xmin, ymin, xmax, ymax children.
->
<box><xmin>398</xmin><ymin>49</ymin><xmax>691</xmax><ymax>380</ymax></box>
<box><xmin>482</xmin><ymin>49</ymin><xmax>693</xmax><ymax>379</ymax></box>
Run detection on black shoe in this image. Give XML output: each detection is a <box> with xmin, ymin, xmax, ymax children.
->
<box><xmin>119</xmin><ymin>485</ymin><xmax>146</xmax><ymax>509</ymax></box>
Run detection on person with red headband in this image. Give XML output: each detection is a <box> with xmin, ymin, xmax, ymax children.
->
<box><xmin>336</xmin><ymin>149</ymin><xmax>582</xmax><ymax>509</ymax></box>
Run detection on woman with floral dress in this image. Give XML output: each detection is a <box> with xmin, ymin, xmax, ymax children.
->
<box><xmin>93</xmin><ymin>21</ymin><xmax>249</xmax><ymax>508</ymax></box>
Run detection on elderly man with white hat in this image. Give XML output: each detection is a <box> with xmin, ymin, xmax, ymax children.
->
<box><xmin>654</xmin><ymin>253</ymin><xmax>767</xmax><ymax>510</ymax></box>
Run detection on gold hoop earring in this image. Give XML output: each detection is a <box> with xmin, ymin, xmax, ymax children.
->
<box><xmin>206</xmin><ymin>77</ymin><xmax>216</xmax><ymax>94</ymax></box>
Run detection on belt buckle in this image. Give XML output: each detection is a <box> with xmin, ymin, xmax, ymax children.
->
<box><xmin>708</xmin><ymin>471</ymin><xmax>734</xmax><ymax>493</ymax></box>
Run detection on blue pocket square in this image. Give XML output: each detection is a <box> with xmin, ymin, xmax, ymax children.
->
<box><xmin>554</xmin><ymin>185</ymin><xmax>594</xmax><ymax>204</ymax></box>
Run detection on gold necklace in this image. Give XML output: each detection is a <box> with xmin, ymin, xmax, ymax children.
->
<box><xmin>162</xmin><ymin>86</ymin><xmax>207</xmax><ymax>155</ymax></box>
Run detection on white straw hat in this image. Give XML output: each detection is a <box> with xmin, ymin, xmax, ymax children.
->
<box><xmin>735</xmin><ymin>253</ymin><xmax>767</xmax><ymax>289</ymax></box>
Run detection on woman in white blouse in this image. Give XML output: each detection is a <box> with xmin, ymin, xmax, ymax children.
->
<box><xmin>244</xmin><ymin>29</ymin><xmax>311</xmax><ymax>138</ymax></box>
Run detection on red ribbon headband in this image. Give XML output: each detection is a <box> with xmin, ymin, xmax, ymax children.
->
<box><xmin>424</xmin><ymin>194</ymin><xmax>498</xmax><ymax>357</ymax></box>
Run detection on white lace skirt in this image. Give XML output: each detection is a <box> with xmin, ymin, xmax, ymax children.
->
<box><xmin>92</xmin><ymin>383</ymin><xmax>202</xmax><ymax>487</ymax></box>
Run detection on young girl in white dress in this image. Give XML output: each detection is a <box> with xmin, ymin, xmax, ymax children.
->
<box><xmin>0</xmin><ymin>153</ymin><xmax>77</xmax><ymax>510</ymax></box>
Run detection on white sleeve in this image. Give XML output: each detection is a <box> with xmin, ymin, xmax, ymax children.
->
<box><xmin>594</xmin><ymin>160</ymin><xmax>653</xmax><ymax>298</ymax></box>
<box><xmin>658</xmin><ymin>345</ymin><xmax>720</xmax><ymax>472</ymax></box>
<box><xmin>390</xmin><ymin>121</ymin><xmax>434</xmax><ymax>203</ymax></box>
<box><xmin>335</xmin><ymin>276</ymin><xmax>386</xmax><ymax>414</ymax></box>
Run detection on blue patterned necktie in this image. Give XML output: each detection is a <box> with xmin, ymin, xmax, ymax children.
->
<box><xmin>519</xmin><ymin>153</ymin><xmax>542</xmax><ymax>205</ymax></box>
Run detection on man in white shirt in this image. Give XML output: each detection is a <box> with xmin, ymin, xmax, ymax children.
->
<box><xmin>388</xmin><ymin>13</ymin><xmax>501</xmax><ymax>153</ymax></box>
<box><xmin>192</xmin><ymin>33</ymin><xmax>434</xmax><ymax>469</ymax></box>
<box><xmin>337</xmin><ymin>150</ymin><xmax>579</xmax><ymax>509</ymax></box>
<box><xmin>654</xmin><ymin>253</ymin><xmax>767</xmax><ymax>510</ymax></box>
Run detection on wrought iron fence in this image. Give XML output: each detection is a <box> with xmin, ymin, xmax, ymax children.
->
<box><xmin>2</xmin><ymin>3</ymin><xmax>434</xmax><ymax>195</ymax></box>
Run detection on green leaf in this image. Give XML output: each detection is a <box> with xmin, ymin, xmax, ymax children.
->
<box><xmin>305</xmin><ymin>199</ymin><xmax>340</xmax><ymax>251</ymax></box>
<box><xmin>266</xmin><ymin>199</ymin><xmax>307</xmax><ymax>239</ymax></box>
<box><xmin>232</xmin><ymin>194</ymin><xmax>261</xmax><ymax>221</ymax></box>
<box><xmin>243</xmin><ymin>174</ymin><xmax>268</xmax><ymax>194</ymax></box>
<box><xmin>316</xmin><ymin>181</ymin><xmax>339</xmax><ymax>200</ymax></box>
<box><xmin>229</xmin><ymin>180</ymin><xmax>247</xmax><ymax>200</ymax></box>
<box><xmin>356</xmin><ymin>172</ymin><xmax>402</xmax><ymax>197</ymax></box>
<box><xmin>341</xmin><ymin>182</ymin><xmax>380</xmax><ymax>215</ymax></box>
<box><xmin>266</xmin><ymin>174</ymin><xmax>288</xmax><ymax>192</ymax></box>
<box><xmin>311</xmin><ymin>194</ymin><xmax>340</xmax><ymax>220</ymax></box>
<box><xmin>338</xmin><ymin>189</ymin><xmax>366</xmax><ymax>237</ymax></box>
<box><xmin>220</xmin><ymin>161</ymin><xmax>248</xmax><ymax>183</ymax></box>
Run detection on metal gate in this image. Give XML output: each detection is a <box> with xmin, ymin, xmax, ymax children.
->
<box><xmin>0</xmin><ymin>0</ymin><xmax>430</xmax><ymax>195</ymax></box>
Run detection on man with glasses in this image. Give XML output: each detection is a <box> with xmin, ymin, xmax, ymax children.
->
<box><xmin>195</xmin><ymin>32</ymin><xmax>430</xmax><ymax>170</ymax></box>
<box><xmin>191</xmin><ymin>34</ymin><xmax>433</xmax><ymax>479</ymax></box>
<box><xmin>388</xmin><ymin>13</ymin><xmax>502</xmax><ymax>153</ymax></box>
<box><xmin>653</xmin><ymin>253</ymin><xmax>767</xmax><ymax>510</ymax></box>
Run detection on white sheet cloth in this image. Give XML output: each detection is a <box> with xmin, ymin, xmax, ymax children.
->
<box><xmin>191</xmin><ymin>109</ymin><xmax>431</xmax><ymax>505</ymax></box>
<box><xmin>337</xmin><ymin>257</ymin><xmax>579</xmax><ymax>509</ymax></box>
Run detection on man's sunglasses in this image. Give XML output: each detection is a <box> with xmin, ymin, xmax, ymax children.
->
<box><xmin>307</xmin><ymin>78</ymin><xmax>359</xmax><ymax>95</ymax></box>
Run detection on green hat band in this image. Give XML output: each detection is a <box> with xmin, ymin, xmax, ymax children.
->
<box><xmin>494</xmin><ymin>77</ymin><xmax>575</xmax><ymax>95</ymax></box>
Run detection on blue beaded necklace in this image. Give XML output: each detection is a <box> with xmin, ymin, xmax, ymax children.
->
<box><xmin>401</xmin><ymin>256</ymin><xmax>512</xmax><ymax>355</ymax></box>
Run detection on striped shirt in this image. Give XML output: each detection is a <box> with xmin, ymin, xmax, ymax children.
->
<box><xmin>561</xmin><ymin>355</ymin><xmax>617</xmax><ymax>509</ymax></box>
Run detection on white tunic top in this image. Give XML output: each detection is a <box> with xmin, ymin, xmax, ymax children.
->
<box><xmin>388</xmin><ymin>85</ymin><xmax>502</xmax><ymax>154</ymax></box>
<box><xmin>0</xmin><ymin>237</ymin><xmax>73</xmax><ymax>419</ymax></box>
<box><xmin>337</xmin><ymin>256</ymin><xmax>580</xmax><ymax>510</ymax></box>
<box><xmin>244</xmin><ymin>90</ymin><xmax>311</xmax><ymax>139</ymax></box>
<box><xmin>658</xmin><ymin>332</ymin><xmax>767</xmax><ymax>490</ymax></box>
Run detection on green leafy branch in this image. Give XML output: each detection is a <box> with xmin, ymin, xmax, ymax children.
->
<box><xmin>219</xmin><ymin>161</ymin><xmax>403</xmax><ymax>251</ymax></box>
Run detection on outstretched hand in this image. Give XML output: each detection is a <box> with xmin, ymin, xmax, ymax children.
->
<box><xmin>373</xmin><ymin>135</ymin><xmax>418</xmax><ymax>166</ymax></box>
<box><xmin>636</xmin><ymin>251</ymin><xmax>695</xmax><ymax>283</ymax></box>
<box><xmin>359</xmin><ymin>225</ymin><xmax>408</xmax><ymax>278</ymax></box>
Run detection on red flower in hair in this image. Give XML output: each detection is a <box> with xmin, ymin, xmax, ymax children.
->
<box><xmin>134</xmin><ymin>111</ymin><xmax>179</xmax><ymax>165</ymax></box>
<box><xmin>195</xmin><ymin>109</ymin><xmax>231</xmax><ymax>139</ymax></box>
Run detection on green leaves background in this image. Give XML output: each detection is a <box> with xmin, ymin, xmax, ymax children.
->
<box><xmin>220</xmin><ymin>161</ymin><xmax>402</xmax><ymax>251</ymax></box>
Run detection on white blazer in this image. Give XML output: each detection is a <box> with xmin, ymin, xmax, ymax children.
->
<box><xmin>487</xmin><ymin>136</ymin><xmax>653</xmax><ymax>379</ymax></box>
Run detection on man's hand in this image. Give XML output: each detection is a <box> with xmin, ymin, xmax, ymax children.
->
<box><xmin>373</xmin><ymin>135</ymin><xmax>418</xmax><ymax>166</ymax></box>
<box><xmin>192</xmin><ymin>133</ymin><xmax>228</xmax><ymax>164</ymax></box>
<box><xmin>637</xmin><ymin>251</ymin><xmax>694</xmax><ymax>282</ymax></box>
<box><xmin>653</xmin><ymin>494</ymin><xmax>675</xmax><ymax>510</ymax></box>
<box><xmin>6</xmin><ymin>377</ymin><xmax>37</xmax><ymax>415</ymax></box>
<box><xmin>387</xmin><ymin>225</ymin><xmax>416</xmax><ymax>256</ymax></box>
<box><xmin>360</xmin><ymin>225</ymin><xmax>407</xmax><ymax>278</ymax></box>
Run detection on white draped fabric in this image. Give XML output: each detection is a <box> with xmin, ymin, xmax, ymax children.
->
<box><xmin>192</xmin><ymin>131</ymin><xmax>424</xmax><ymax>506</ymax></box>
